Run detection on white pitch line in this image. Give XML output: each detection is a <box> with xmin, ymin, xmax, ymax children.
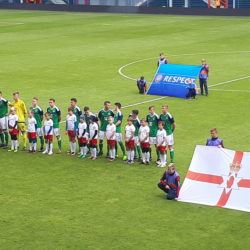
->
<box><xmin>123</xmin><ymin>96</ymin><xmax>166</xmax><ymax>108</ymax></box>
<box><xmin>209</xmin><ymin>75</ymin><xmax>250</xmax><ymax>88</ymax></box>
<box><xmin>118</xmin><ymin>50</ymin><xmax>250</xmax><ymax>81</ymax></box>
<box><xmin>119</xmin><ymin>77</ymin><xmax>250</xmax><ymax>111</ymax></box>
<box><xmin>61</xmin><ymin>51</ymin><xmax>250</xmax><ymax>125</ymax></box>
<box><xmin>59</xmin><ymin>96</ymin><xmax>166</xmax><ymax>124</ymax></box>
<box><xmin>118</xmin><ymin>57</ymin><xmax>157</xmax><ymax>81</ymax></box>
<box><xmin>118</xmin><ymin>54</ymin><xmax>250</xmax><ymax>96</ymax></box>
<box><xmin>0</xmin><ymin>22</ymin><xmax>24</xmax><ymax>26</ymax></box>
<box><xmin>209</xmin><ymin>88</ymin><xmax>250</xmax><ymax>93</ymax></box>
<box><xmin>59</xmin><ymin>78</ymin><xmax>250</xmax><ymax>125</ymax></box>
<box><xmin>59</xmin><ymin>77</ymin><xmax>250</xmax><ymax>125</ymax></box>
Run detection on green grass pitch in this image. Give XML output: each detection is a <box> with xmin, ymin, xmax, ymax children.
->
<box><xmin>0</xmin><ymin>10</ymin><xmax>250</xmax><ymax>249</ymax></box>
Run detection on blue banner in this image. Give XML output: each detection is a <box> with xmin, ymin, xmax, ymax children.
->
<box><xmin>147</xmin><ymin>64</ymin><xmax>202</xmax><ymax>98</ymax></box>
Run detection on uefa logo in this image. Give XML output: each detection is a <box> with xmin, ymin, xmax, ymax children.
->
<box><xmin>154</xmin><ymin>74</ymin><xmax>164</xmax><ymax>83</ymax></box>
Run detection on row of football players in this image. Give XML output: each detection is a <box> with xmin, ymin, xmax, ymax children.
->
<box><xmin>6</xmin><ymin>97</ymin><xmax>175</xmax><ymax>167</ymax></box>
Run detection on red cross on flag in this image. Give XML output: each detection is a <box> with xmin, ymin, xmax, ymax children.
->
<box><xmin>178</xmin><ymin>145</ymin><xmax>250</xmax><ymax>212</ymax></box>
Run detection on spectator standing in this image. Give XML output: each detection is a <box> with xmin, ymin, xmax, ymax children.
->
<box><xmin>216</xmin><ymin>0</ymin><xmax>221</xmax><ymax>8</ymax></box>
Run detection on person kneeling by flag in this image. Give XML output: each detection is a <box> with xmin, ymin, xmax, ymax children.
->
<box><xmin>158</xmin><ymin>163</ymin><xmax>180</xmax><ymax>200</ymax></box>
<box><xmin>186</xmin><ymin>83</ymin><xmax>197</xmax><ymax>100</ymax></box>
<box><xmin>136</xmin><ymin>76</ymin><xmax>147</xmax><ymax>94</ymax></box>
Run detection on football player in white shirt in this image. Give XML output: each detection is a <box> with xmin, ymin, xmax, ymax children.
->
<box><xmin>125</xmin><ymin>118</ymin><xmax>136</xmax><ymax>164</ymax></box>
<box><xmin>27</xmin><ymin>111</ymin><xmax>37</xmax><ymax>152</ymax></box>
<box><xmin>138</xmin><ymin>119</ymin><xmax>150</xmax><ymax>165</ymax></box>
<box><xmin>8</xmin><ymin>107</ymin><xmax>19</xmax><ymax>152</ymax></box>
<box><xmin>43</xmin><ymin>112</ymin><xmax>54</xmax><ymax>155</ymax></box>
<box><xmin>78</xmin><ymin>115</ymin><xmax>88</xmax><ymax>158</ymax></box>
<box><xmin>65</xmin><ymin>107</ymin><xmax>77</xmax><ymax>156</ymax></box>
<box><xmin>156</xmin><ymin>121</ymin><xmax>168</xmax><ymax>168</ymax></box>
<box><xmin>89</xmin><ymin>116</ymin><xmax>99</xmax><ymax>160</ymax></box>
<box><xmin>106</xmin><ymin>116</ymin><xmax>116</xmax><ymax>161</ymax></box>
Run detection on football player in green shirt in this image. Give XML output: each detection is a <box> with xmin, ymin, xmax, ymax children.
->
<box><xmin>0</xmin><ymin>91</ymin><xmax>9</xmax><ymax>148</ymax></box>
<box><xmin>83</xmin><ymin>106</ymin><xmax>96</xmax><ymax>133</ymax></box>
<box><xmin>98</xmin><ymin>101</ymin><xmax>114</xmax><ymax>156</ymax></box>
<box><xmin>70</xmin><ymin>98</ymin><xmax>82</xmax><ymax>127</ymax></box>
<box><xmin>30</xmin><ymin>97</ymin><xmax>44</xmax><ymax>151</ymax></box>
<box><xmin>146</xmin><ymin>106</ymin><xmax>160</xmax><ymax>162</ymax></box>
<box><xmin>130</xmin><ymin>110</ymin><xmax>141</xmax><ymax>160</ymax></box>
<box><xmin>159</xmin><ymin>105</ymin><xmax>176</xmax><ymax>162</ymax></box>
<box><xmin>69</xmin><ymin>98</ymin><xmax>82</xmax><ymax>153</ymax></box>
<box><xmin>114</xmin><ymin>102</ymin><xmax>126</xmax><ymax>160</ymax></box>
<box><xmin>47</xmin><ymin>98</ymin><xmax>62</xmax><ymax>153</ymax></box>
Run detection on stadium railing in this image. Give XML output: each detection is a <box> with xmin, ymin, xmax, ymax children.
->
<box><xmin>0</xmin><ymin>0</ymin><xmax>249</xmax><ymax>8</ymax></box>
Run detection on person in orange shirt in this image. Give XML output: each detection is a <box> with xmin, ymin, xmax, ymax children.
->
<box><xmin>199</xmin><ymin>59</ymin><xmax>209</xmax><ymax>96</ymax></box>
<box><xmin>10</xmin><ymin>92</ymin><xmax>28</xmax><ymax>150</ymax></box>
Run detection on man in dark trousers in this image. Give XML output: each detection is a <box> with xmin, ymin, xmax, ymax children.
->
<box><xmin>199</xmin><ymin>59</ymin><xmax>209</xmax><ymax>96</ymax></box>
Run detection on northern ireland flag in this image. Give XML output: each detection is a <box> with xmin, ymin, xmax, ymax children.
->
<box><xmin>178</xmin><ymin>145</ymin><xmax>250</xmax><ymax>212</ymax></box>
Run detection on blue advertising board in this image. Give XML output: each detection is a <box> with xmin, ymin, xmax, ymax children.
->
<box><xmin>147</xmin><ymin>64</ymin><xmax>202</xmax><ymax>98</ymax></box>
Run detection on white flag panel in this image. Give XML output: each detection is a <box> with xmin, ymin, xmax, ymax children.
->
<box><xmin>178</xmin><ymin>145</ymin><xmax>250</xmax><ymax>212</ymax></box>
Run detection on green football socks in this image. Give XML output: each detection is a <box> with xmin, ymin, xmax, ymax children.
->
<box><xmin>170</xmin><ymin>149</ymin><xmax>175</xmax><ymax>163</ymax></box>
<box><xmin>136</xmin><ymin>145</ymin><xmax>141</xmax><ymax>158</ymax></box>
<box><xmin>57</xmin><ymin>137</ymin><xmax>62</xmax><ymax>150</ymax></box>
<box><xmin>99</xmin><ymin>140</ymin><xmax>103</xmax><ymax>154</ymax></box>
<box><xmin>156</xmin><ymin>147</ymin><xmax>160</xmax><ymax>161</ymax></box>
<box><xmin>0</xmin><ymin>133</ymin><xmax>4</xmax><ymax>145</ymax></box>
<box><xmin>4</xmin><ymin>132</ymin><xmax>8</xmax><ymax>145</ymax></box>
<box><xmin>39</xmin><ymin>136</ymin><xmax>44</xmax><ymax>149</ymax></box>
<box><xmin>119</xmin><ymin>141</ymin><xmax>126</xmax><ymax>156</ymax></box>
